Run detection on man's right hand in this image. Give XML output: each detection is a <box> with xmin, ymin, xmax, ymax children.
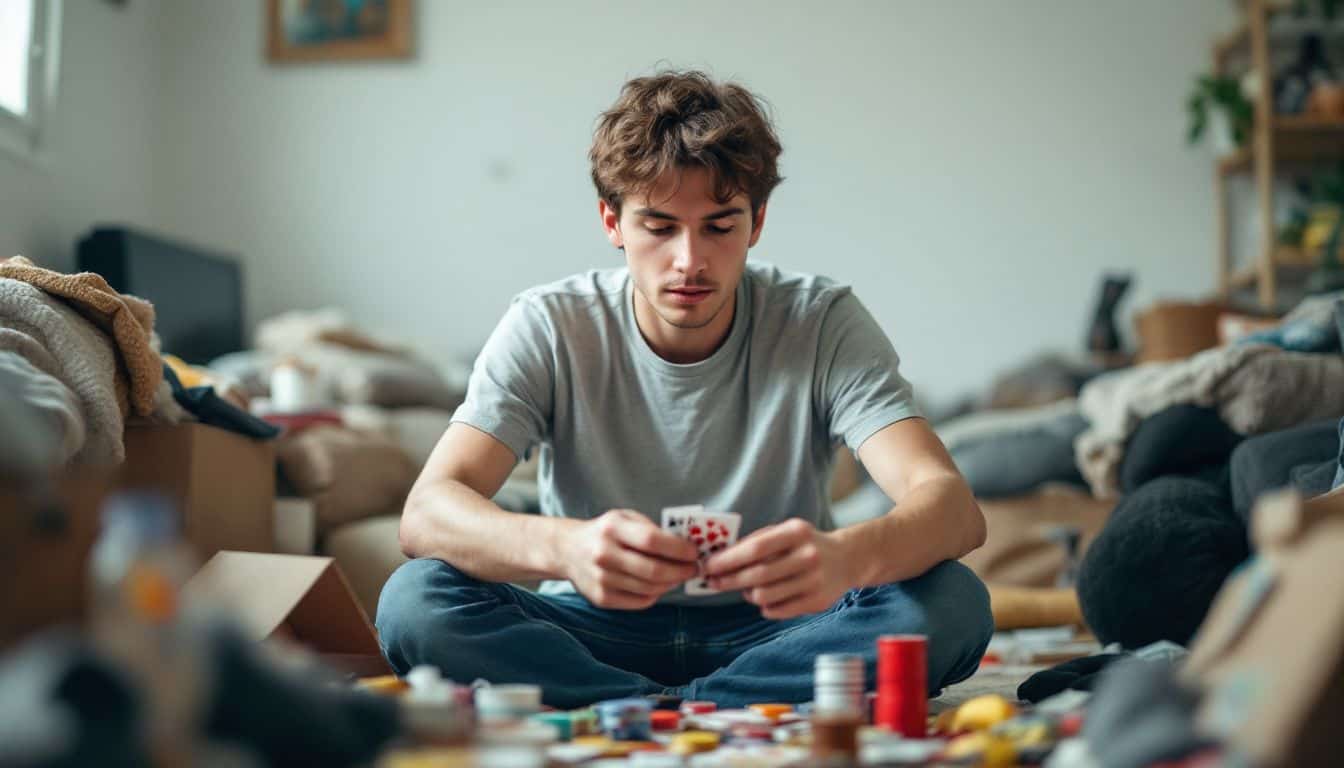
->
<box><xmin>558</xmin><ymin>509</ymin><xmax>700</xmax><ymax>610</ymax></box>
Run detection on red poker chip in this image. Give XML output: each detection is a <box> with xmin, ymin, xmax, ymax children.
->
<box><xmin>651</xmin><ymin>710</ymin><xmax>681</xmax><ymax>731</ymax></box>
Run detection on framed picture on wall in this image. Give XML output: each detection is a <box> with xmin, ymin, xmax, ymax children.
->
<box><xmin>266</xmin><ymin>0</ymin><xmax>413</xmax><ymax>63</ymax></box>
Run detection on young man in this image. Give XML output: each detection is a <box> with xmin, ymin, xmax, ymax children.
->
<box><xmin>376</xmin><ymin>70</ymin><xmax>993</xmax><ymax>709</ymax></box>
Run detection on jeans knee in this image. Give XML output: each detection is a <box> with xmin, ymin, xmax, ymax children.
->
<box><xmin>890</xmin><ymin>560</ymin><xmax>993</xmax><ymax>689</ymax></box>
<box><xmin>375</xmin><ymin>558</ymin><xmax>478</xmax><ymax>657</ymax></box>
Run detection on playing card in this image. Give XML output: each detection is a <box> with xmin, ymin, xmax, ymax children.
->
<box><xmin>661</xmin><ymin>505</ymin><xmax>741</xmax><ymax>595</ymax></box>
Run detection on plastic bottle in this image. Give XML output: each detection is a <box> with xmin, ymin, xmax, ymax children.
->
<box><xmin>88</xmin><ymin>492</ymin><xmax>207</xmax><ymax>766</ymax></box>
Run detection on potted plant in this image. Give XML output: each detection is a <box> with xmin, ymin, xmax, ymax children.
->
<box><xmin>1187</xmin><ymin>75</ymin><xmax>1255</xmax><ymax>151</ymax></box>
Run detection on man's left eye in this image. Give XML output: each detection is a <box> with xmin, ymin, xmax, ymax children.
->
<box><xmin>708</xmin><ymin>225</ymin><xmax>734</xmax><ymax>235</ymax></box>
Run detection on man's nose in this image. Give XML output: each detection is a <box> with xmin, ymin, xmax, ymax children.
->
<box><xmin>671</xmin><ymin>232</ymin><xmax>708</xmax><ymax>277</ymax></box>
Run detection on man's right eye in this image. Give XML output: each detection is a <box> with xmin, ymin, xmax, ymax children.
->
<box><xmin>645</xmin><ymin>226</ymin><xmax>674</xmax><ymax>235</ymax></box>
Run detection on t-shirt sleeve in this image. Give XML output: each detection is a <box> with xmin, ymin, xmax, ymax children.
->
<box><xmin>815</xmin><ymin>291</ymin><xmax>921</xmax><ymax>451</ymax></box>
<box><xmin>450</xmin><ymin>295</ymin><xmax>554</xmax><ymax>460</ymax></box>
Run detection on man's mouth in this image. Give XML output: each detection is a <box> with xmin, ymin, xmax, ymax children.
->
<box><xmin>665</xmin><ymin>286</ymin><xmax>714</xmax><ymax>305</ymax></box>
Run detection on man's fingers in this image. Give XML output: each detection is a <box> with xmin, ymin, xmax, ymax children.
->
<box><xmin>610</xmin><ymin>513</ymin><xmax>699</xmax><ymax>563</ymax></box>
<box><xmin>745</xmin><ymin>576</ymin><xmax>812</xmax><ymax>609</ymax></box>
<box><xmin>703</xmin><ymin>521</ymin><xmax>808</xmax><ymax>576</ymax></box>
<box><xmin>593</xmin><ymin>567</ymin><xmax>670</xmax><ymax>599</ymax></box>
<box><xmin>709</xmin><ymin>548</ymin><xmax>813</xmax><ymax>592</ymax></box>
<box><xmin>597</xmin><ymin>545</ymin><xmax>698</xmax><ymax>585</ymax></box>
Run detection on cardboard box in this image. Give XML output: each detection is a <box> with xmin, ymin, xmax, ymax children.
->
<box><xmin>1184</xmin><ymin>487</ymin><xmax>1344</xmax><ymax>767</ymax></box>
<box><xmin>1134</xmin><ymin>300</ymin><xmax>1226</xmax><ymax>363</ymax></box>
<box><xmin>121</xmin><ymin>423</ymin><xmax>275</xmax><ymax>559</ymax></box>
<box><xmin>184</xmin><ymin>551</ymin><xmax>392</xmax><ymax>677</ymax></box>
<box><xmin>0</xmin><ymin>472</ymin><xmax>109</xmax><ymax>649</ymax></box>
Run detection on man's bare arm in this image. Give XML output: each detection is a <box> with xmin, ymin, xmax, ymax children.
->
<box><xmin>398</xmin><ymin>422</ymin><xmax>573</xmax><ymax>582</ymax></box>
<box><xmin>835</xmin><ymin>417</ymin><xmax>987</xmax><ymax>586</ymax></box>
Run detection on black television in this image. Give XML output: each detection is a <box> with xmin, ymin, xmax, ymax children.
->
<box><xmin>77</xmin><ymin>227</ymin><xmax>244</xmax><ymax>365</ymax></box>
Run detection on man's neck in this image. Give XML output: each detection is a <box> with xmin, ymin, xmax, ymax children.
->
<box><xmin>634</xmin><ymin>290</ymin><xmax>737</xmax><ymax>364</ymax></box>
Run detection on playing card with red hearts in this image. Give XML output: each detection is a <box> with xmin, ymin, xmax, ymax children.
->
<box><xmin>661</xmin><ymin>505</ymin><xmax>742</xmax><ymax>595</ymax></box>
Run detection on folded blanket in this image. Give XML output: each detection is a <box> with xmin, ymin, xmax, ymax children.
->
<box><xmin>1076</xmin><ymin>344</ymin><xmax>1344</xmax><ymax>497</ymax></box>
<box><xmin>0</xmin><ymin>256</ymin><xmax>162</xmax><ymax>417</ymax></box>
<box><xmin>0</xmin><ymin>350</ymin><xmax>83</xmax><ymax>467</ymax></box>
<box><xmin>0</xmin><ymin>278</ymin><xmax>126</xmax><ymax>463</ymax></box>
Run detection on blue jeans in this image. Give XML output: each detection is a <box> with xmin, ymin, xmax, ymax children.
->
<box><xmin>375</xmin><ymin>558</ymin><xmax>993</xmax><ymax>709</ymax></box>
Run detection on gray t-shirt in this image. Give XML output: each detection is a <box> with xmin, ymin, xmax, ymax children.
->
<box><xmin>452</xmin><ymin>261</ymin><xmax>920</xmax><ymax>605</ymax></box>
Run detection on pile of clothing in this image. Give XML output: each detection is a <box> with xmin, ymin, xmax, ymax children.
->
<box><xmin>0</xmin><ymin>256</ymin><xmax>185</xmax><ymax>468</ymax></box>
<box><xmin>936</xmin><ymin>291</ymin><xmax>1344</xmax><ymax>651</ymax></box>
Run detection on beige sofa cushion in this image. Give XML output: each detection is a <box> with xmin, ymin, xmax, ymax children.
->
<box><xmin>325</xmin><ymin>514</ymin><xmax>407</xmax><ymax>620</ymax></box>
<box><xmin>277</xmin><ymin>426</ymin><xmax>417</xmax><ymax>534</ymax></box>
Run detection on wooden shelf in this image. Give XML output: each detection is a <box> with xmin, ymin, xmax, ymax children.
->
<box><xmin>1273</xmin><ymin>115</ymin><xmax>1344</xmax><ymax>165</ymax></box>
<box><xmin>1214</xmin><ymin>5</ymin><xmax>1344</xmax><ymax>72</ymax></box>
<box><xmin>1276</xmin><ymin>244</ymin><xmax>1311</xmax><ymax>265</ymax></box>
<box><xmin>1227</xmin><ymin>260</ymin><xmax>1317</xmax><ymax>289</ymax></box>
<box><xmin>1217</xmin><ymin>116</ymin><xmax>1344</xmax><ymax>175</ymax></box>
<box><xmin>1214</xmin><ymin>0</ymin><xmax>1344</xmax><ymax>310</ymax></box>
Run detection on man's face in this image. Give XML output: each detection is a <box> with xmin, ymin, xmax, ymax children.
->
<box><xmin>600</xmin><ymin>167</ymin><xmax>766</xmax><ymax>350</ymax></box>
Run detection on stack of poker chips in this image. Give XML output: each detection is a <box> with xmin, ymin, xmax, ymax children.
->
<box><xmin>474</xmin><ymin>683</ymin><xmax>543</xmax><ymax>724</ymax></box>
<box><xmin>874</xmin><ymin>634</ymin><xmax>928</xmax><ymax>737</ymax></box>
<box><xmin>810</xmin><ymin>713</ymin><xmax>861</xmax><ymax>766</ymax></box>
<box><xmin>594</xmin><ymin>698</ymin><xmax>654</xmax><ymax>741</ymax></box>
<box><xmin>812</xmin><ymin>653</ymin><xmax>866</xmax><ymax>717</ymax></box>
<box><xmin>679</xmin><ymin>700</ymin><xmax>716</xmax><ymax>718</ymax></box>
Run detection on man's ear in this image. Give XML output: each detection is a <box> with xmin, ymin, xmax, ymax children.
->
<box><xmin>748</xmin><ymin>203</ymin><xmax>768</xmax><ymax>247</ymax></box>
<box><xmin>599</xmin><ymin>199</ymin><xmax>624</xmax><ymax>249</ymax></box>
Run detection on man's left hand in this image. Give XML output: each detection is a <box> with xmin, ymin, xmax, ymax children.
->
<box><xmin>702</xmin><ymin>518</ymin><xmax>855</xmax><ymax>620</ymax></box>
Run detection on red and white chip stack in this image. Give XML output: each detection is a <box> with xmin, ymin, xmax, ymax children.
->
<box><xmin>874</xmin><ymin>634</ymin><xmax>927</xmax><ymax>737</ymax></box>
<box><xmin>812</xmin><ymin>654</ymin><xmax>865</xmax><ymax>717</ymax></box>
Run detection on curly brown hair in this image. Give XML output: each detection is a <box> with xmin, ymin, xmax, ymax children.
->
<box><xmin>590</xmin><ymin>70</ymin><xmax>783</xmax><ymax>220</ymax></box>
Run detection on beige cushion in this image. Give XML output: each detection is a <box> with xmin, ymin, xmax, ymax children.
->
<box><xmin>325</xmin><ymin>515</ymin><xmax>407</xmax><ymax>620</ymax></box>
<box><xmin>277</xmin><ymin>426</ymin><xmax>417</xmax><ymax>534</ymax></box>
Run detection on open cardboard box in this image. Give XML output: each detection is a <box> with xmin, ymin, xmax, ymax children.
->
<box><xmin>121</xmin><ymin>423</ymin><xmax>275</xmax><ymax>559</ymax></box>
<box><xmin>184</xmin><ymin>551</ymin><xmax>392</xmax><ymax>677</ymax></box>
<box><xmin>1183</xmin><ymin>486</ymin><xmax>1344</xmax><ymax>767</ymax></box>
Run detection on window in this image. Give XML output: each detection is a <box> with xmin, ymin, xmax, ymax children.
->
<box><xmin>0</xmin><ymin>0</ymin><xmax>60</xmax><ymax>156</ymax></box>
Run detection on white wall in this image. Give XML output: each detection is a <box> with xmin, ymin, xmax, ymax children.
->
<box><xmin>0</xmin><ymin>0</ymin><xmax>163</xmax><ymax>272</ymax></box>
<box><xmin>149</xmin><ymin>1</ymin><xmax>1238</xmax><ymax>404</ymax></box>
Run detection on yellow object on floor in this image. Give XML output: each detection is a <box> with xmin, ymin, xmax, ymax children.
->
<box><xmin>570</xmin><ymin>736</ymin><xmax>659</xmax><ymax>757</ymax></box>
<box><xmin>950</xmin><ymin>694</ymin><xmax>1018</xmax><ymax>733</ymax></box>
<box><xmin>944</xmin><ymin>732</ymin><xmax>1017</xmax><ymax>767</ymax></box>
<box><xmin>670</xmin><ymin>730</ymin><xmax>720</xmax><ymax>754</ymax></box>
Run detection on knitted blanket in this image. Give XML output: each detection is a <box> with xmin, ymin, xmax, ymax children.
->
<box><xmin>0</xmin><ymin>255</ymin><xmax>162</xmax><ymax>416</ymax></box>
<box><xmin>1076</xmin><ymin>344</ymin><xmax>1344</xmax><ymax>497</ymax></box>
<box><xmin>0</xmin><ymin>277</ymin><xmax>127</xmax><ymax>463</ymax></box>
